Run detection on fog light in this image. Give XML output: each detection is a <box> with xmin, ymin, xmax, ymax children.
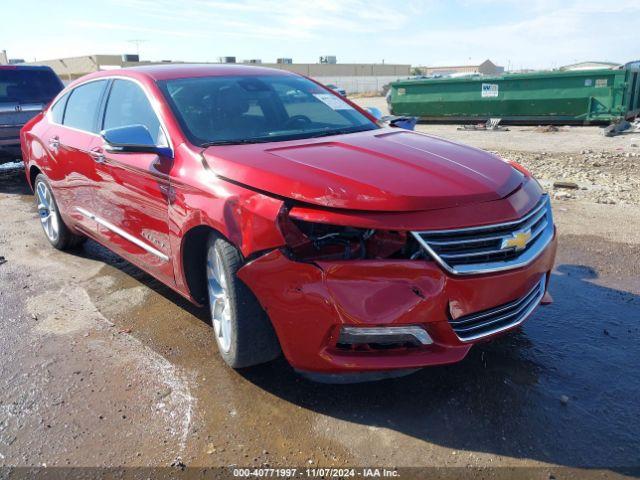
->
<box><xmin>339</xmin><ymin>326</ymin><xmax>433</xmax><ymax>346</ymax></box>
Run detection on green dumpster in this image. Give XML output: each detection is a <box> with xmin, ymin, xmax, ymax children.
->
<box><xmin>389</xmin><ymin>68</ymin><xmax>640</xmax><ymax>125</ymax></box>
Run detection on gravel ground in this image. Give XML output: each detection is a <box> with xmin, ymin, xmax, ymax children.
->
<box><xmin>1</xmin><ymin>102</ymin><xmax>640</xmax><ymax>477</ymax></box>
<box><xmin>352</xmin><ymin>97</ymin><xmax>640</xmax><ymax>206</ymax></box>
<box><xmin>1</xmin><ymin>172</ymin><xmax>639</xmax><ymax>477</ymax></box>
<box><xmin>501</xmin><ymin>150</ymin><xmax>640</xmax><ymax>206</ymax></box>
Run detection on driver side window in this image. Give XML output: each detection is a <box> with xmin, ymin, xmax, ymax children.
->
<box><xmin>102</xmin><ymin>80</ymin><xmax>166</xmax><ymax>146</ymax></box>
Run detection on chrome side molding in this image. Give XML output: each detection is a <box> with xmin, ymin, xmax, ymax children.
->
<box><xmin>75</xmin><ymin>207</ymin><xmax>169</xmax><ymax>262</ymax></box>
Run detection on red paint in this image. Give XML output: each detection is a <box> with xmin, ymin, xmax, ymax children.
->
<box><xmin>237</xmin><ymin>221</ymin><xmax>557</xmax><ymax>373</ymax></box>
<box><xmin>205</xmin><ymin>130</ymin><xmax>523</xmax><ymax>212</ymax></box>
<box><xmin>21</xmin><ymin>65</ymin><xmax>557</xmax><ymax>374</ymax></box>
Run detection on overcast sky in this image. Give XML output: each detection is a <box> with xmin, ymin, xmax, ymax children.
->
<box><xmin>2</xmin><ymin>0</ymin><xmax>639</xmax><ymax>69</ymax></box>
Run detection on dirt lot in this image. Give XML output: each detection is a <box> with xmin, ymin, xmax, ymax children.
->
<box><xmin>354</xmin><ymin>96</ymin><xmax>640</xmax><ymax>207</ymax></box>
<box><xmin>1</xmin><ymin>113</ymin><xmax>639</xmax><ymax>477</ymax></box>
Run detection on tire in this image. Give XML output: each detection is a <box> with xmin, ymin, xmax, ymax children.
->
<box><xmin>34</xmin><ymin>174</ymin><xmax>86</xmax><ymax>250</ymax></box>
<box><xmin>206</xmin><ymin>234</ymin><xmax>281</xmax><ymax>368</ymax></box>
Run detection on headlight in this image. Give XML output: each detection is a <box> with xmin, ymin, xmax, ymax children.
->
<box><xmin>507</xmin><ymin>159</ymin><xmax>534</xmax><ymax>178</ymax></box>
<box><xmin>499</xmin><ymin>156</ymin><xmax>543</xmax><ymax>189</ymax></box>
<box><xmin>277</xmin><ymin>209</ymin><xmax>421</xmax><ymax>261</ymax></box>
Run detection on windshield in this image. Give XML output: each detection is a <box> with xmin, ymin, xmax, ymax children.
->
<box><xmin>157</xmin><ymin>75</ymin><xmax>378</xmax><ymax>146</ymax></box>
<box><xmin>0</xmin><ymin>68</ymin><xmax>63</xmax><ymax>104</ymax></box>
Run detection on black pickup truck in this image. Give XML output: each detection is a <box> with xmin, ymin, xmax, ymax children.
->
<box><xmin>0</xmin><ymin>65</ymin><xmax>63</xmax><ymax>161</ymax></box>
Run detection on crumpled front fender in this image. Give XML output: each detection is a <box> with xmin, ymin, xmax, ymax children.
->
<box><xmin>237</xmin><ymin>251</ymin><xmax>472</xmax><ymax>372</ymax></box>
<box><xmin>237</xmin><ymin>233</ymin><xmax>556</xmax><ymax>373</ymax></box>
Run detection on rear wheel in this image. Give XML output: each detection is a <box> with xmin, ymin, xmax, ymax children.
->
<box><xmin>206</xmin><ymin>234</ymin><xmax>281</xmax><ymax>368</ymax></box>
<box><xmin>34</xmin><ymin>174</ymin><xmax>85</xmax><ymax>250</ymax></box>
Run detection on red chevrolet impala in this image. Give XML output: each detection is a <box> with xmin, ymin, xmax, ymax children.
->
<box><xmin>20</xmin><ymin>65</ymin><xmax>556</xmax><ymax>382</ymax></box>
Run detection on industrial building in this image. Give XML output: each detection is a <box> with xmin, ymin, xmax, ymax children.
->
<box><xmin>417</xmin><ymin>59</ymin><xmax>504</xmax><ymax>77</ymax></box>
<box><xmin>0</xmin><ymin>50</ymin><xmax>24</xmax><ymax>65</ymax></box>
<box><xmin>22</xmin><ymin>54</ymin><xmax>411</xmax><ymax>94</ymax></box>
<box><xmin>560</xmin><ymin>61</ymin><xmax>620</xmax><ymax>71</ymax></box>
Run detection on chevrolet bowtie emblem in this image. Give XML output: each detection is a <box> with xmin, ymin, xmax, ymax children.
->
<box><xmin>501</xmin><ymin>229</ymin><xmax>532</xmax><ymax>251</ymax></box>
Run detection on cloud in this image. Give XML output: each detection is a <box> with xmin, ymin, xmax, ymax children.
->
<box><xmin>107</xmin><ymin>0</ymin><xmax>413</xmax><ymax>38</ymax></box>
<box><xmin>66</xmin><ymin>20</ymin><xmax>210</xmax><ymax>38</ymax></box>
<box><xmin>393</xmin><ymin>0</ymin><xmax>640</xmax><ymax>68</ymax></box>
<box><xmin>5</xmin><ymin>0</ymin><xmax>638</xmax><ymax>67</ymax></box>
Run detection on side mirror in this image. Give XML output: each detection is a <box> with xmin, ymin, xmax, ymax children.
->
<box><xmin>365</xmin><ymin>107</ymin><xmax>384</xmax><ymax>120</ymax></box>
<box><xmin>387</xmin><ymin>116</ymin><xmax>417</xmax><ymax>131</ymax></box>
<box><xmin>364</xmin><ymin>107</ymin><xmax>418</xmax><ymax>131</ymax></box>
<box><xmin>101</xmin><ymin>124</ymin><xmax>173</xmax><ymax>158</ymax></box>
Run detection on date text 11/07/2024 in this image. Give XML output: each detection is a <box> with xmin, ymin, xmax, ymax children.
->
<box><xmin>232</xmin><ymin>467</ymin><xmax>400</xmax><ymax>477</ymax></box>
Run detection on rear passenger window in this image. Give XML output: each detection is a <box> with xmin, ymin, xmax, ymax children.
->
<box><xmin>49</xmin><ymin>92</ymin><xmax>69</xmax><ymax>124</ymax></box>
<box><xmin>63</xmin><ymin>80</ymin><xmax>107</xmax><ymax>132</ymax></box>
<box><xmin>103</xmin><ymin>80</ymin><xmax>165</xmax><ymax>145</ymax></box>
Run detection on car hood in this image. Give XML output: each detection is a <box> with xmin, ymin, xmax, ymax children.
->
<box><xmin>203</xmin><ymin>128</ymin><xmax>524</xmax><ymax>212</ymax></box>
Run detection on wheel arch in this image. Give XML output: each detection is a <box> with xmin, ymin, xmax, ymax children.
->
<box><xmin>180</xmin><ymin>224</ymin><xmax>234</xmax><ymax>304</ymax></box>
<box><xmin>29</xmin><ymin>165</ymin><xmax>42</xmax><ymax>191</ymax></box>
<box><xmin>176</xmin><ymin>193</ymin><xmax>287</xmax><ymax>304</ymax></box>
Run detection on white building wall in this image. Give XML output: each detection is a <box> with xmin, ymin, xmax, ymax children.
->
<box><xmin>311</xmin><ymin>76</ymin><xmax>406</xmax><ymax>94</ymax></box>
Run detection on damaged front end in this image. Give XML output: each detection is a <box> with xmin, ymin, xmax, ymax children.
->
<box><xmin>277</xmin><ymin>206</ymin><xmax>426</xmax><ymax>262</ymax></box>
<box><xmin>237</xmin><ymin>248</ymin><xmax>471</xmax><ymax>374</ymax></box>
<box><xmin>237</xmin><ymin>199</ymin><xmax>557</xmax><ymax>374</ymax></box>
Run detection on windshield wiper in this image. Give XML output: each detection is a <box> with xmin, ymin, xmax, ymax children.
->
<box><xmin>201</xmin><ymin>138</ymin><xmax>271</xmax><ymax>147</ymax></box>
<box><xmin>201</xmin><ymin>126</ymin><xmax>375</xmax><ymax>147</ymax></box>
<box><xmin>306</xmin><ymin>126</ymin><xmax>373</xmax><ymax>139</ymax></box>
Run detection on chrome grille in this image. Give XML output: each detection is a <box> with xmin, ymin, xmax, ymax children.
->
<box><xmin>449</xmin><ymin>277</ymin><xmax>546</xmax><ymax>341</ymax></box>
<box><xmin>412</xmin><ymin>195</ymin><xmax>553</xmax><ymax>275</ymax></box>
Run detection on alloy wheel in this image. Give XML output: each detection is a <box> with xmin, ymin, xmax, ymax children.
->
<box><xmin>36</xmin><ymin>181</ymin><xmax>59</xmax><ymax>243</ymax></box>
<box><xmin>207</xmin><ymin>247</ymin><xmax>232</xmax><ymax>353</ymax></box>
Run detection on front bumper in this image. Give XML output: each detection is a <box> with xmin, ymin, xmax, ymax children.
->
<box><xmin>238</xmin><ymin>230</ymin><xmax>557</xmax><ymax>373</ymax></box>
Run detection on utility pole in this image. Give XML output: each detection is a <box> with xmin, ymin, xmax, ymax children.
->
<box><xmin>127</xmin><ymin>39</ymin><xmax>146</xmax><ymax>58</ymax></box>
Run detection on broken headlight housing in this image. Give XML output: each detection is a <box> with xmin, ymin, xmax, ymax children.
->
<box><xmin>278</xmin><ymin>209</ymin><xmax>425</xmax><ymax>261</ymax></box>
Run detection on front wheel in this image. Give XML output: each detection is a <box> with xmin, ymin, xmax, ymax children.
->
<box><xmin>206</xmin><ymin>234</ymin><xmax>281</xmax><ymax>368</ymax></box>
<box><xmin>34</xmin><ymin>174</ymin><xmax>85</xmax><ymax>250</ymax></box>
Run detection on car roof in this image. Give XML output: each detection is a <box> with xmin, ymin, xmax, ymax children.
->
<box><xmin>82</xmin><ymin>63</ymin><xmax>298</xmax><ymax>82</ymax></box>
<box><xmin>0</xmin><ymin>65</ymin><xmax>57</xmax><ymax>72</ymax></box>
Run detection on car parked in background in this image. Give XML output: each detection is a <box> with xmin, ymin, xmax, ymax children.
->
<box><xmin>326</xmin><ymin>83</ymin><xmax>347</xmax><ymax>96</ymax></box>
<box><xmin>21</xmin><ymin>65</ymin><xmax>556</xmax><ymax>382</ymax></box>
<box><xmin>0</xmin><ymin>65</ymin><xmax>63</xmax><ymax>161</ymax></box>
